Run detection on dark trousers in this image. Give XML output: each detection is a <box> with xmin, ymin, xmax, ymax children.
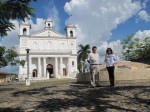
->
<box><xmin>107</xmin><ymin>66</ymin><xmax>115</xmax><ymax>86</ymax></box>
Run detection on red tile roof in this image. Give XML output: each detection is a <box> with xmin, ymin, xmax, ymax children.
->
<box><xmin>0</xmin><ymin>72</ymin><xmax>11</xmax><ymax>75</ymax></box>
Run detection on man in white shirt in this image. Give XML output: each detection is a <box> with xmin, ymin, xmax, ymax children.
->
<box><xmin>87</xmin><ymin>46</ymin><xmax>100</xmax><ymax>87</ymax></box>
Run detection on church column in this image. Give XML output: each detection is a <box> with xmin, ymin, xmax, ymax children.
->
<box><xmin>29</xmin><ymin>57</ymin><xmax>32</xmax><ymax>79</ymax></box>
<box><xmin>38</xmin><ymin>57</ymin><xmax>41</xmax><ymax>78</ymax></box>
<box><xmin>60</xmin><ymin>57</ymin><xmax>63</xmax><ymax>77</ymax></box>
<box><xmin>74</xmin><ymin>58</ymin><xmax>78</xmax><ymax>76</ymax></box>
<box><xmin>43</xmin><ymin>57</ymin><xmax>46</xmax><ymax>78</ymax></box>
<box><xmin>67</xmin><ymin>57</ymin><xmax>71</xmax><ymax>78</ymax></box>
<box><xmin>55</xmin><ymin>57</ymin><xmax>58</xmax><ymax>78</ymax></box>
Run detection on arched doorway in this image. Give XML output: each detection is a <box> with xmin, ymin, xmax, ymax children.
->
<box><xmin>32</xmin><ymin>69</ymin><xmax>37</xmax><ymax>77</ymax></box>
<box><xmin>70</xmin><ymin>30</ymin><xmax>73</xmax><ymax>37</ymax></box>
<box><xmin>63</xmin><ymin>68</ymin><xmax>67</xmax><ymax>76</ymax></box>
<box><xmin>47</xmin><ymin>64</ymin><xmax>53</xmax><ymax>78</ymax></box>
<box><xmin>23</xmin><ymin>28</ymin><xmax>27</xmax><ymax>35</ymax></box>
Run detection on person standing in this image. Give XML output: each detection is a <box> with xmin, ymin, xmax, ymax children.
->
<box><xmin>87</xmin><ymin>46</ymin><xmax>100</xmax><ymax>87</ymax></box>
<box><xmin>104</xmin><ymin>48</ymin><xmax>117</xmax><ymax>87</ymax></box>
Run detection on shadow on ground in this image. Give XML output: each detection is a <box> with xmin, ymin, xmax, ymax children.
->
<box><xmin>12</xmin><ymin>86</ymin><xmax>57</xmax><ymax>96</ymax></box>
<box><xmin>36</xmin><ymin>85</ymin><xmax>149</xmax><ymax>112</ymax></box>
<box><xmin>0</xmin><ymin>82</ymin><xmax>150</xmax><ymax>112</ymax></box>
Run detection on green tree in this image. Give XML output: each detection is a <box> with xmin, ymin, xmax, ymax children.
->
<box><xmin>122</xmin><ymin>34</ymin><xmax>150</xmax><ymax>64</ymax></box>
<box><xmin>0</xmin><ymin>0</ymin><xmax>36</xmax><ymax>37</ymax></box>
<box><xmin>0</xmin><ymin>46</ymin><xmax>7</xmax><ymax>67</ymax></box>
<box><xmin>136</xmin><ymin>37</ymin><xmax>150</xmax><ymax>63</ymax></box>
<box><xmin>5</xmin><ymin>47</ymin><xmax>18</xmax><ymax>66</ymax></box>
<box><xmin>122</xmin><ymin>34</ymin><xmax>135</xmax><ymax>60</ymax></box>
<box><xmin>0</xmin><ymin>46</ymin><xmax>26</xmax><ymax>67</ymax></box>
<box><xmin>19</xmin><ymin>60</ymin><xmax>26</xmax><ymax>68</ymax></box>
<box><xmin>77</xmin><ymin>44</ymin><xmax>90</xmax><ymax>73</ymax></box>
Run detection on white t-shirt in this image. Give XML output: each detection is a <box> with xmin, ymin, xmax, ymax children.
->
<box><xmin>105</xmin><ymin>54</ymin><xmax>117</xmax><ymax>67</ymax></box>
<box><xmin>87</xmin><ymin>53</ymin><xmax>100</xmax><ymax>64</ymax></box>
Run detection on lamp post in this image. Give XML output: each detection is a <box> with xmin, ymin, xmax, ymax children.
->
<box><xmin>26</xmin><ymin>48</ymin><xmax>30</xmax><ymax>85</ymax></box>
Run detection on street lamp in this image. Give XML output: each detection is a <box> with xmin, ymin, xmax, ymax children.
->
<box><xmin>26</xmin><ymin>48</ymin><xmax>30</xmax><ymax>85</ymax></box>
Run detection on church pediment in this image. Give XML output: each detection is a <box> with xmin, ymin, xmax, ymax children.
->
<box><xmin>30</xmin><ymin>29</ymin><xmax>65</xmax><ymax>37</ymax></box>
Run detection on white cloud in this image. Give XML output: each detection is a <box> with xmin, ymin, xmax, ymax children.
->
<box><xmin>96</xmin><ymin>40</ymin><xmax>123</xmax><ymax>63</ymax></box>
<box><xmin>45</xmin><ymin>0</ymin><xmax>60</xmax><ymax>31</ymax></box>
<box><xmin>30</xmin><ymin>18</ymin><xmax>45</xmax><ymax>33</ymax></box>
<box><xmin>97</xmin><ymin>40</ymin><xmax>122</xmax><ymax>56</ymax></box>
<box><xmin>137</xmin><ymin>10</ymin><xmax>150</xmax><ymax>22</ymax></box>
<box><xmin>134</xmin><ymin>30</ymin><xmax>150</xmax><ymax>41</ymax></box>
<box><xmin>1</xmin><ymin>20</ymin><xmax>20</xmax><ymax>48</ymax></box>
<box><xmin>49</xmin><ymin>6</ymin><xmax>60</xmax><ymax>31</ymax></box>
<box><xmin>64</xmin><ymin>0</ymin><xmax>142</xmax><ymax>46</ymax></box>
<box><xmin>0</xmin><ymin>18</ymin><xmax>46</xmax><ymax>48</ymax></box>
<box><xmin>142</xmin><ymin>0</ymin><xmax>149</xmax><ymax>8</ymax></box>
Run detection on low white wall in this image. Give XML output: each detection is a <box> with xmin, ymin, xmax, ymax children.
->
<box><xmin>77</xmin><ymin>68</ymin><xmax>150</xmax><ymax>82</ymax></box>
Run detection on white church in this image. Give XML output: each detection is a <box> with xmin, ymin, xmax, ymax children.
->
<box><xmin>18</xmin><ymin>19</ymin><xmax>78</xmax><ymax>81</ymax></box>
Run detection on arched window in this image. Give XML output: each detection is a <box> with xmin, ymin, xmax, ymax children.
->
<box><xmin>72</xmin><ymin>61</ymin><xmax>74</xmax><ymax>66</ymax></box>
<box><xmin>23</xmin><ymin>28</ymin><xmax>27</xmax><ymax>35</ymax></box>
<box><xmin>32</xmin><ymin>69</ymin><xmax>37</xmax><ymax>77</ymax></box>
<box><xmin>48</xmin><ymin>23</ymin><xmax>50</xmax><ymax>27</ymax></box>
<box><xmin>70</xmin><ymin>31</ymin><xmax>73</xmax><ymax>37</ymax></box>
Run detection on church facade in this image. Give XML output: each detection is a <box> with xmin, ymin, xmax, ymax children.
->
<box><xmin>18</xmin><ymin>19</ymin><xmax>77</xmax><ymax>81</ymax></box>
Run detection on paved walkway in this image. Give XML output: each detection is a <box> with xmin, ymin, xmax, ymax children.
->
<box><xmin>0</xmin><ymin>79</ymin><xmax>149</xmax><ymax>112</ymax></box>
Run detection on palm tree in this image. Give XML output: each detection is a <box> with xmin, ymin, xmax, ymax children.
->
<box><xmin>77</xmin><ymin>44</ymin><xmax>90</xmax><ymax>73</ymax></box>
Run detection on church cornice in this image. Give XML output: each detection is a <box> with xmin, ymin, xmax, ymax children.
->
<box><xmin>18</xmin><ymin>52</ymin><xmax>74</xmax><ymax>56</ymax></box>
<box><xmin>30</xmin><ymin>29</ymin><xmax>66</xmax><ymax>37</ymax></box>
<box><xmin>19</xmin><ymin>35</ymin><xmax>77</xmax><ymax>39</ymax></box>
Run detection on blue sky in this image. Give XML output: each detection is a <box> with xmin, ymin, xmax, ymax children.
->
<box><xmin>108</xmin><ymin>0</ymin><xmax>150</xmax><ymax>42</ymax></box>
<box><xmin>111</xmin><ymin>16</ymin><xmax>150</xmax><ymax>42</ymax></box>
<box><xmin>30</xmin><ymin>0</ymin><xmax>69</xmax><ymax>34</ymax></box>
<box><xmin>1</xmin><ymin>0</ymin><xmax>150</xmax><ymax>54</ymax></box>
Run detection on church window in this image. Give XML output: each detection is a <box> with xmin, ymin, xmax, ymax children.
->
<box><xmin>23</xmin><ymin>28</ymin><xmax>27</xmax><ymax>35</ymax></box>
<box><xmin>48</xmin><ymin>23</ymin><xmax>50</xmax><ymax>27</ymax></box>
<box><xmin>70</xmin><ymin>31</ymin><xmax>73</xmax><ymax>37</ymax></box>
<box><xmin>32</xmin><ymin>69</ymin><xmax>37</xmax><ymax>77</ymax></box>
<box><xmin>72</xmin><ymin>61</ymin><xmax>74</xmax><ymax>66</ymax></box>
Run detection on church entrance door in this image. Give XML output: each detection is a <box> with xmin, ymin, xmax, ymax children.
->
<box><xmin>47</xmin><ymin>64</ymin><xmax>53</xmax><ymax>78</ymax></box>
<box><xmin>63</xmin><ymin>68</ymin><xmax>67</xmax><ymax>76</ymax></box>
<box><xmin>32</xmin><ymin>69</ymin><xmax>37</xmax><ymax>77</ymax></box>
